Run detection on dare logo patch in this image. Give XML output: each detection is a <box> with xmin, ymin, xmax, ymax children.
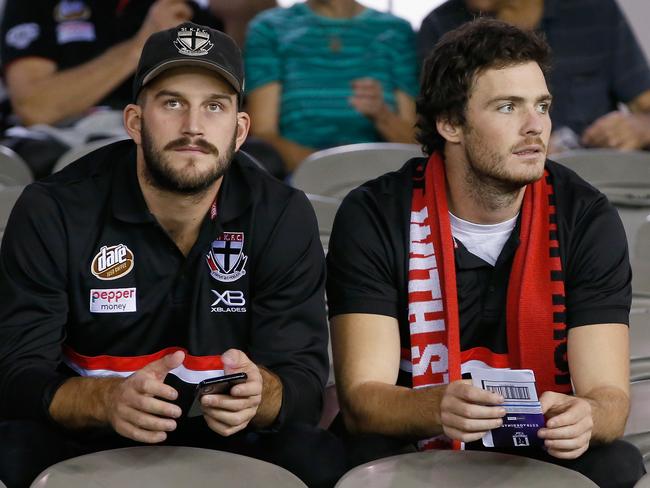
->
<box><xmin>91</xmin><ymin>244</ymin><xmax>134</xmax><ymax>280</ymax></box>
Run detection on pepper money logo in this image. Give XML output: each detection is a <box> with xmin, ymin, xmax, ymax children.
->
<box><xmin>91</xmin><ymin>244</ymin><xmax>134</xmax><ymax>280</ymax></box>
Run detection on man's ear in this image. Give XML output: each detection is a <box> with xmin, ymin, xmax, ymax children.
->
<box><xmin>235</xmin><ymin>112</ymin><xmax>251</xmax><ymax>151</ymax></box>
<box><xmin>436</xmin><ymin>117</ymin><xmax>462</xmax><ymax>144</ymax></box>
<box><xmin>123</xmin><ymin>104</ymin><xmax>143</xmax><ymax>145</ymax></box>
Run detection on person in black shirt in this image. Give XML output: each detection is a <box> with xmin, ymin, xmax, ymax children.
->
<box><xmin>0</xmin><ymin>0</ymin><xmax>224</xmax><ymax>126</ymax></box>
<box><xmin>0</xmin><ymin>23</ymin><xmax>344</xmax><ymax>488</ymax></box>
<box><xmin>327</xmin><ymin>19</ymin><xmax>644</xmax><ymax>488</ymax></box>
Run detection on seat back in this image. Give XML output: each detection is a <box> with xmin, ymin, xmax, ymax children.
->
<box><xmin>0</xmin><ymin>145</ymin><xmax>32</xmax><ymax>186</ymax></box>
<box><xmin>0</xmin><ymin>186</ymin><xmax>24</xmax><ymax>246</ymax></box>
<box><xmin>633</xmin><ymin>221</ymin><xmax>650</xmax><ymax>297</ymax></box>
<box><xmin>53</xmin><ymin>136</ymin><xmax>129</xmax><ymax>173</ymax></box>
<box><xmin>306</xmin><ymin>194</ymin><xmax>341</xmax><ymax>253</ymax></box>
<box><xmin>292</xmin><ymin>143</ymin><xmax>424</xmax><ymax>199</ymax></box>
<box><xmin>30</xmin><ymin>446</ymin><xmax>308</xmax><ymax>488</ymax></box>
<box><xmin>551</xmin><ymin>149</ymin><xmax>650</xmax><ymax>189</ymax></box>
<box><xmin>553</xmin><ymin>149</ymin><xmax>650</xmax><ymax>287</ymax></box>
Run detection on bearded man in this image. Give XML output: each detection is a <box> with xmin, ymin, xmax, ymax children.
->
<box><xmin>0</xmin><ymin>23</ymin><xmax>343</xmax><ymax>488</ymax></box>
<box><xmin>327</xmin><ymin>19</ymin><xmax>645</xmax><ymax>488</ymax></box>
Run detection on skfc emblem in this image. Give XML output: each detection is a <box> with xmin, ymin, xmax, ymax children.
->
<box><xmin>206</xmin><ymin>232</ymin><xmax>247</xmax><ymax>282</ymax></box>
<box><xmin>174</xmin><ymin>27</ymin><xmax>213</xmax><ymax>57</ymax></box>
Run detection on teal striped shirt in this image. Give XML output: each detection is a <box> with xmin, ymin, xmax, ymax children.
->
<box><xmin>244</xmin><ymin>3</ymin><xmax>419</xmax><ymax>149</ymax></box>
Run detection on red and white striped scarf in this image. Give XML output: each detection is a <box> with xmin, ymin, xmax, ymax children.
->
<box><xmin>407</xmin><ymin>152</ymin><xmax>571</xmax><ymax>450</ymax></box>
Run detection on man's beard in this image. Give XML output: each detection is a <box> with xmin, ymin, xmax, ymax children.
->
<box><xmin>463</xmin><ymin>126</ymin><xmax>546</xmax><ymax>194</ymax></box>
<box><xmin>141</xmin><ymin>121</ymin><xmax>237</xmax><ymax>196</ymax></box>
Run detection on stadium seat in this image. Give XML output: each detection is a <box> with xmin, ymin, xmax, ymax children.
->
<box><xmin>636</xmin><ymin>472</ymin><xmax>650</xmax><ymax>487</ymax></box>
<box><xmin>633</xmin><ymin>222</ymin><xmax>650</xmax><ymax>297</ymax></box>
<box><xmin>0</xmin><ymin>145</ymin><xmax>32</xmax><ymax>186</ymax></box>
<box><xmin>634</xmin><ymin>472</ymin><xmax>650</xmax><ymax>488</ymax></box>
<box><xmin>552</xmin><ymin>149</ymin><xmax>650</xmax><ymax>267</ymax></box>
<box><xmin>30</xmin><ymin>446</ymin><xmax>307</xmax><ymax>488</ymax></box>
<box><xmin>0</xmin><ymin>186</ymin><xmax>24</xmax><ymax>246</ymax></box>
<box><xmin>292</xmin><ymin>143</ymin><xmax>424</xmax><ymax>199</ymax></box>
<box><xmin>52</xmin><ymin>136</ymin><xmax>129</xmax><ymax>173</ymax></box>
<box><xmin>334</xmin><ymin>450</ymin><xmax>597</xmax><ymax>487</ymax></box>
<box><xmin>631</xmin><ymin>298</ymin><xmax>650</xmax><ymax>381</ymax></box>
<box><xmin>551</xmin><ymin>149</ymin><xmax>650</xmax><ymax>187</ymax></box>
<box><xmin>306</xmin><ymin>193</ymin><xmax>341</xmax><ymax>253</ymax></box>
<box><xmin>624</xmin><ymin>379</ymin><xmax>650</xmax><ymax>470</ymax></box>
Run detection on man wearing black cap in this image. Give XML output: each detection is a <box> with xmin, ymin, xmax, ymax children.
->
<box><xmin>0</xmin><ymin>23</ymin><xmax>343</xmax><ymax>488</ymax></box>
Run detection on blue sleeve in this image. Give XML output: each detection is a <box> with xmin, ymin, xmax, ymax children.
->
<box><xmin>609</xmin><ymin>0</ymin><xmax>650</xmax><ymax>103</ymax></box>
<box><xmin>244</xmin><ymin>11</ymin><xmax>282</xmax><ymax>93</ymax></box>
<box><xmin>386</xmin><ymin>19</ymin><xmax>419</xmax><ymax>98</ymax></box>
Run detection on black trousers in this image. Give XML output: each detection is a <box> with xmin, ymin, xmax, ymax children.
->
<box><xmin>0</xmin><ymin>419</ymin><xmax>347</xmax><ymax>488</ymax></box>
<box><xmin>341</xmin><ymin>431</ymin><xmax>646</xmax><ymax>488</ymax></box>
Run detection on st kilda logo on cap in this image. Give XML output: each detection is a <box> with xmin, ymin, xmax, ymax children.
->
<box><xmin>91</xmin><ymin>244</ymin><xmax>134</xmax><ymax>280</ymax></box>
<box><xmin>174</xmin><ymin>26</ymin><xmax>214</xmax><ymax>57</ymax></box>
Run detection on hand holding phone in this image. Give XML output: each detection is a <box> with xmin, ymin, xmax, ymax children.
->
<box><xmin>187</xmin><ymin>372</ymin><xmax>248</xmax><ymax>417</ymax></box>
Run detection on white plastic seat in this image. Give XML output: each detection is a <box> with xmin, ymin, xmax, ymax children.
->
<box><xmin>53</xmin><ymin>136</ymin><xmax>129</xmax><ymax>173</ymax></box>
<box><xmin>0</xmin><ymin>186</ymin><xmax>24</xmax><ymax>246</ymax></box>
<box><xmin>292</xmin><ymin>143</ymin><xmax>424</xmax><ymax>199</ymax></box>
<box><xmin>306</xmin><ymin>193</ymin><xmax>341</xmax><ymax>253</ymax></box>
<box><xmin>551</xmin><ymin>149</ymin><xmax>650</xmax><ymax>188</ymax></box>
<box><xmin>635</xmin><ymin>472</ymin><xmax>650</xmax><ymax>487</ymax></box>
<box><xmin>0</xmin><ymin>145</ymin><xmax>32</xmax><ymax>186</ymax></box>
<box><xmin>552</xmin><ymin>149</ymin><xmax>650</xmax><ymax>264</ymax></box>
<box><xmin>632</xmin><ymin>222</ymin><xmax>650</xmax><ymax>297</ymax></box>
<box><xmin>334</xmin><ymin>450</ymin><xmax>597</xmax><ymax>487</ymax></box>
<box><xmin>631</xmin><ymin>298</ymin><xmax>650</xmax><ymax>361</ymax></box>
<box><xmin>30</xmin><ymin>446</ymin><xmax>307</xmax><ymax>488</ymax></box>
<box><xmin>624</xmin><ymin>379</ymin><xmax>650</xmax><ymax>470</ymax></box>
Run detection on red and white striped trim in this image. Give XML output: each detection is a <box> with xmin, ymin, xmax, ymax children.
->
<box><xmin>63</xmin><ymin>346</ymin><xmax>225</xmax><ymax>384</ymax></box>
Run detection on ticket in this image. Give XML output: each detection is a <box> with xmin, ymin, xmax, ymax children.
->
<box><xmin>469</xmin><ymin>367</ymin><xmax>546</xmax><ymax>448</ymax></box>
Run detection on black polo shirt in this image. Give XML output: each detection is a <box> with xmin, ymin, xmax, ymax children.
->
<box><xmin>0</xmin><ymin>140</ymin><xmax>328</xmax><ymax>428</ymax></box>
<box><xmin>326</xmin><ymin>157</ymin><xmax>631</xmax><ymax>387</ymax></box>
<box><xmin>0</xmin><ymin>0</ymin><xmax>222</xmax><ymax>110</ymax></box>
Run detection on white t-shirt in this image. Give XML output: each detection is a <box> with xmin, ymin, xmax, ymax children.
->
<box><xmin>449</xmin><ymin>212</ymin><xmax>519</xmax><ymax>266</ymax></box>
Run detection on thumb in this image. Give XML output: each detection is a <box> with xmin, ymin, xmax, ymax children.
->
<box><xmin>221</xmin><ymin>349</ymin><xmax>251</xmax><ymax>374</ymax></box>
<box><xmin>144</xmin><ymin>350</ymin><xmax>185</xmax><ymax>380</ymax></box>
<box><xmin>539</xmin><ymin>391</ymin><xmax>566</xmax><ymax>415</ymax></box>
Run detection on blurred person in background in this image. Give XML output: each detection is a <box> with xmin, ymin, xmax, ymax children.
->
<box><xmin>210</xmin><ymin>0</ymin><xmax>276</xmax><ymax>48</ymax></box>
<box><xmin>418</xmin><ymin>0</ymin><xmax>650</xmax><ymax>154</ymax></box>
<box><xmin>0</xmin><ymin>0</ymin><xmax>221</xmax><ymax>177</ymax></box>
<box><xmin>244</xmin><ymin>0</ymin><xmax>419</xmax><ymax>173</ymax></box>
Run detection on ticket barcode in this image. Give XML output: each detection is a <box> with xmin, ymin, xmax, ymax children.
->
<box><xmin>485</xmin><ymin>385</ymin><xmax>531</xmax><ymax>400</ymax></box>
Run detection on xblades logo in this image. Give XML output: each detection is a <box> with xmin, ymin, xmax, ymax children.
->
<box><xmin>211</xmin><ymin>290</ymin><xmax>246</xmax><ymax>313</ymax></box>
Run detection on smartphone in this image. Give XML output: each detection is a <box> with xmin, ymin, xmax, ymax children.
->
<box><xmin>187</xmin><ymin>372</ymin><xmax>248</xmax><ymax>417</ymax></box>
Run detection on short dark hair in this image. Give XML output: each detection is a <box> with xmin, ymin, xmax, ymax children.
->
<box><xmin>416</xmin><ymin>18</ymin><xmax>551</xmax><ymax>155</ymax></box>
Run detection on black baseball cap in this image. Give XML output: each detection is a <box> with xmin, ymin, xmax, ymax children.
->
<box><xmin>133</xmin><ymin>22</ymin><xmax>244</xmax><ymax>101</ymax></box>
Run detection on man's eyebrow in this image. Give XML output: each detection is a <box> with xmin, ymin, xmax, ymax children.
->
<box><xmin>205</xmin><ymin>93</ymin><xmax>236</xmax><ymax>102</ymax></box>
<box><xmin>153</xmin><ymin>90</ymin><xmax>235</xmax><ymax>102</ymax></box>
<box><xmin>485</xmin><ymin>94</ymin><xmax>553</xmax><ymax>106</ymax></box>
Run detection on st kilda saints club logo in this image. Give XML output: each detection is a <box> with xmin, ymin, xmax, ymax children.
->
<box><xmin>174</xmin><ymin>26</ymin><xmax>214</xmax><ymax>57</ymax></box>
<box><xmin>206</xmin><ymin>232</ymin><xmax>247</xmax><ymax>282</ymax></box>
